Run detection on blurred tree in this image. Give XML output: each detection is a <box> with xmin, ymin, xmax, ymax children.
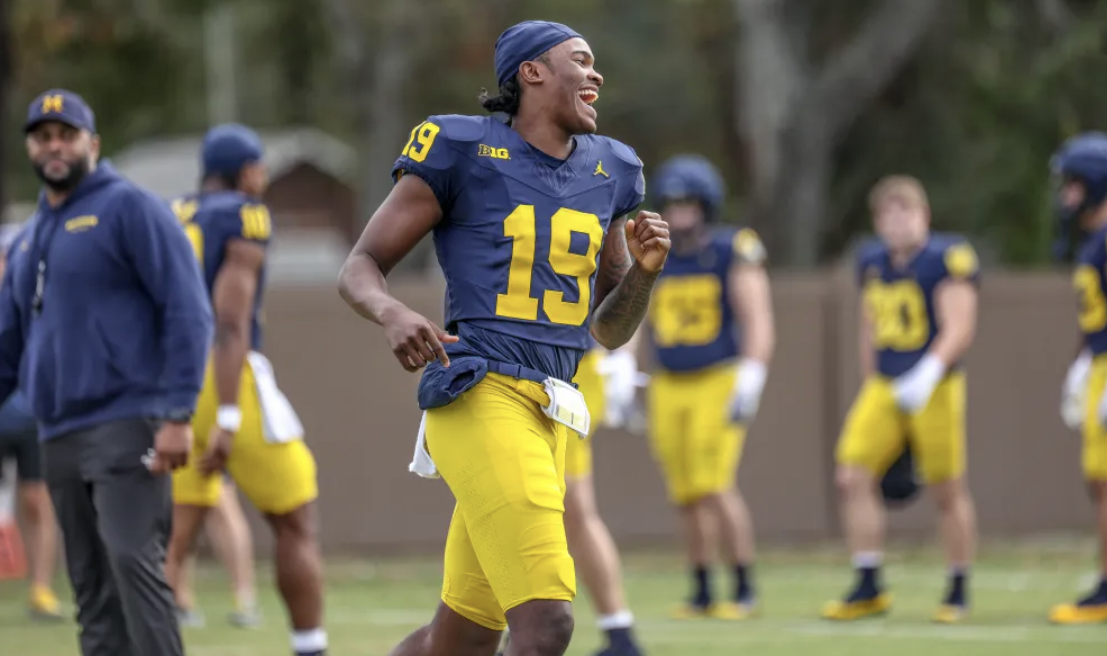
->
<box><xmin>0</xmin><ymin>0</ymin><xmax>10</xmax><ymax>221</ymax></box>
<box><xmin>5</xmin><ymin>0</ymin><xmax>1107</xmax><ymax>268</ymax></box>
<box><xmin>733</xmin><ymin>0</ymin><xmax>942</xmax><ymax>267</ymax></box>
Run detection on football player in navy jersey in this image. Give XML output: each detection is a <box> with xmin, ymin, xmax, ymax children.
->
<box><xmin>823</xmin><ymin>175</ymin><xmax>980</xmax><ymax>624</ymax></box>
<box><xmin>167</xmin><ymin>125</ymin><xmax>326</xmax><ymax>656</ymax></box>
<box><xmin>615</xmin><ymin>155</ymin><xmax>774</xmax><ymax>620</ymax></box>
<box><xmin>338</xmin><ymin>20</ymin><xmax>669</xmax><ymax>656</ymax></box>
<box><xmin>1050</xmin><ymin>133</ymin><xmax>1107</xmax><ymax>624</ymax></box>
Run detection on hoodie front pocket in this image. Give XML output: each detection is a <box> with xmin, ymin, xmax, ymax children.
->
<box><xmin>32</xmin><ymin>320</ymin><xmax>128</xmax><ymax>422</ymax></box>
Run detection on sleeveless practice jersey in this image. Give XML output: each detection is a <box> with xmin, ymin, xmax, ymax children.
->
<box><xmin>647</xmin><ymin>227</ymin><xmax>766</xmax><ymax>373</ymax></box>
<box><xmin>171</xmin><ymin>191</ymin><xmax>270</xmax><ymax>351</ymax></box>
<box><xmin>393</xmin><ymin>114</ymin><xmax>645</xmax><ymax>382</ymax></box>
<box><xmin>857</xmin><ymin>234</ymin><xmax>980</xmax><ymax>378</ymax></box>
<box><xmin>1074</xmin><ymin>226</ymin><xmax>1107</xmax><ymax>355</ymax></box>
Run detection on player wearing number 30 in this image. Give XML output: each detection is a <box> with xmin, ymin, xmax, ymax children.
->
<box><xmin>823</xmin><ymin>175</ymin><xmax>980</xmax><ymax>625</ymax></box>
<box><xmin>338</xmin><ymin>20</ymin><xmax>669</xmax><ymax>656</ymax></box>
<box><xmin>166</xmin><ymin>124</ymin><xmax>329</xmax><ymax>656</ymax></box>
<box><xmin>1049</xmin><ymin>133</ymin><xmax>1107</xmax><ymax>624</ymax></box>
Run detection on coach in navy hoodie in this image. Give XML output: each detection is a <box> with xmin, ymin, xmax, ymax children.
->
<box><xmin>0</xmin><ymin>89</ymin><xmax>213</xmax><ymax>656</ymax></box>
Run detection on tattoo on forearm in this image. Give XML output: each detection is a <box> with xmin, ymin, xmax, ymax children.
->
<box><xmin>593</xmin><ymin>261</ymin><xmax>658</xmax><ymax>348</ymax></box>
<box><xmin>593</xmin><ymin>219</ymin><xmax>632</xmax><ymax>303</ymax></box>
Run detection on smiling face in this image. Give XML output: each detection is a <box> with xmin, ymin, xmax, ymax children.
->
<box><xmin>521</xmin><ymin>37</ymin><xmax>603</xmax><ymax>135</ymax></box>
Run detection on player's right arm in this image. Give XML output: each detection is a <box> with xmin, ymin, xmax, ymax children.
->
<box><xmin>338</xmin><ymin>118</ymin><xmax>459</xmax><ymax>372</ymax></box>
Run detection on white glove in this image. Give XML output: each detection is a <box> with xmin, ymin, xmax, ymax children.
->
<box><xmin>596</xmin><ymin>350</ymin><xmax>648</xmax><ymax>428</ymax></box>
<box><xmin>729</xmin><ymin>358</ymin><xmax>768</xmax><ymax>424</ymax></box>
<box><xmin>1061</xmin><ymin>349</ymin><xmax>1092</xmax><ymax>431</ymax></box>
<box><xmin>892</xmin><ymin>354</ymin><xmax>946</xmax><ymax>414</ymax></box>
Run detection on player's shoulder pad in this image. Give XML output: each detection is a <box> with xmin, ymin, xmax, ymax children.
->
<box><xmin>930</xmin><ymin>233</ymin><xmax>979</xmax><ymax>281</ymax></box>
<box><xmin>169</xmin><ymin>193</ymin><xmax>199</xmax><ymax>224</ymax></box>
<box><xmin>203</xmin><ymin>193</ymin><xmax>272</xmax><ymax>242</ymax></box>
<box><xmin>591</xmin><ymin>136</ymin><xmax>646</xmax><ymax>215</ymax></box>
<box><xmin>591</xmin><ymin>135</ymin><xmax>643</xmax><ymax>173</ymax></box>
<box><xmin>424</xmin><ymin>114</ymin><xmax>492</xmax><ymax>144</ymax></box>
<box><xmin>720</xmin><ymin>225</ymin><xmax>767</xmax><ymax>266</ymax></box>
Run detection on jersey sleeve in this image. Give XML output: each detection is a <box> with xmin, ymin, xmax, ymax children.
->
<box><xmin>231</xmin><ymin>202</ymin><xmax>273</xmax><ymax>246</ymax></box>
<box><xmin>391</xmin><ymin>116</ymin><xmax>458</xmax><ymax>211</ymax></box>
<box><xmin>938</xmin><ymin>240</ymin><xmax>981</xmax><ymax>285</ymax></box>
<box><xmin>731</xmin><ymin>228</ymin><xmax>767</xmax><ymax>266</ymax></box>
<box><xmin>614</xmin><ymin>161</ymin><xmax>646</xmax><ymax>219</ymax></box>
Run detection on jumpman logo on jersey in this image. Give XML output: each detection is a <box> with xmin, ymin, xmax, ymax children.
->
<box><xmin>594</xmin><ymin>161</ymin><xmax>609</xmax><ymax>178</ymax></box>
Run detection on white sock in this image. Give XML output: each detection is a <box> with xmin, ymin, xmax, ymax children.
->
<box><xmin>291</xmin><ymin>628</ymin><xmax>327</xmax><ymax>653</ymax></box>
<box><xmin>597</xmin><ymin>611</ymin><xmax>634</xmax><ymax>630</ymax></box>
<box><xmin>852</xmin><ymin>552</ymin><xmax>882</xmax><ymax>568</ymax></box>
<box><xmin>234</xmin><ymin>588</ymin><xmax>256</xmax><ymax>611</ymax></box>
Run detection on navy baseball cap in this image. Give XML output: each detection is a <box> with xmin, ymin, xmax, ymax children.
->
<box><xmin>25</xmin><ymin>89</ymin><xmax>96</xmax><ymax>134</ymax></box>
<box><xmin>201</xmin><ymin>123</ymin><xmax>264</xmax><ymax>177</ymax></box>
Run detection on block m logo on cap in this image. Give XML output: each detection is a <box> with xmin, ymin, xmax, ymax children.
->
<box><xmin>41</xmin><ymin>94</ymin><xmax>64</xmax><ymax>114</ymax></box>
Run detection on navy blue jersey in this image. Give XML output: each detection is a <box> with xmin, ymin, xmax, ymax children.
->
<box><xmin>171</xmin><ymin>191</ymin><xmax>270</xmax><ymax>351</ymax></box>
<box><xmin>1074</xmin><ymin>226</ymin><xmax>1107</xmax><ymax>355</ymax></box>
<box><xmin>393</xmin><ymin>115</ymin><xmax>645</xmax><ymax>382</ymax></box>
<box><xmin>857</xmin><ymin>234</ymin><xmax>980</xmax><ymax>377</ymax></box>
<box><xmin>647</xmin><ymin>227</ymin><xmax>765</xmax><ymax>372</ymax></box>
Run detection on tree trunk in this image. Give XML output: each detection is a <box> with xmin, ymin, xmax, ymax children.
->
<box><xmin>734</xmin><ymin>0</ymin><xmax>942</xmax><ymax>266</ymax></box>
<box><xmin>322</xmin><ymin>0</ymin><xmax>430</xmax><ymax>271</ymax></box>
<box><xmin>0</xmin><ymin>0</ymin><xmax>10</xmax><ymax>224</ymax></box>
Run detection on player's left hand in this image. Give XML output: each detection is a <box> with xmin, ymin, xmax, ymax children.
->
<box><xmin>198</xmin><ymin>427</ymin><xmax>235</xmax><ymax>476</ymax></box>
<box><xmin>597</xmin><ymin>350</ymin><xmax>648</xmax><ymax>428</ymax></box>
<box><xmin>626</xmin><ymin>211</ymin><xmax>670</xmax><ymax>273</ymax></box>
<box><xmin>892</xmin><ymin>354</ymin><xmax>945</xmax><ymax>414</ymax></box>
<box><xmin>1062</xmin><ymin>349</ymin><xmax>1092</xmax><ymax>431</ymax></box>
<box><xmin>728</xmin><ymin>358</ymin><xmax>768</xmax><ymax>424</ymax></box>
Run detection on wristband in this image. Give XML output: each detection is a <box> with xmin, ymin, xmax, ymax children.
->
<box><xmin>216</xmin><ymin>405</ymin><xmax>243</xmax><ymax>432</ymax></box>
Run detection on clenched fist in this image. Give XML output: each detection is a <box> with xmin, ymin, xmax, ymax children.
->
<box><xmin>625</xmin><ymin>211</ymin><xmax>671</xmax><ymax>273</ymax></box>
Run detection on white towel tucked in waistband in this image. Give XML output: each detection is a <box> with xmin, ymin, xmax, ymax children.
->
<box><xmin>247</xmin><ymin>351</ymin><xmax>304</xmax><ymax>444</ymax></box>
<box><xmin>408</xmin><ymin>411</ymin><xmax>440</xmax><ymax>479</ymax></box>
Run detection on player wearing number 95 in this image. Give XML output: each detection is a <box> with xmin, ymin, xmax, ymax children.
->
<box><xmin>338</xmin><ymin>20</ymin><xmax>669</xmax><ymax>656</ymax></box>
<box><xmin>618</xmin><ymin>155</ymin><xmax>775</xmax><ymax>621</ymax></box>
<box><xmin>823</xmin><ymin>175</ymin><xmax>980</xmax><ymax>624</ymax></box>
<box><xmin>166</xmin><ymin>124</ymin><xmax>328</xmax><ymax>656</ymax></box>
<box><xmin>1049</xmin><ymin>132</ymin><xmax>1107</xmax><ymax>624</ymax></box>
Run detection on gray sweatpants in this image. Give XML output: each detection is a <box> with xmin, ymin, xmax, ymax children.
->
<box><xmin>43</xmin><ymin>417</ymin><xmax>184</xmax><ymax>656</ymax></box>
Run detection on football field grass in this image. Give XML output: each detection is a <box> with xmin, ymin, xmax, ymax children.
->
<box><xmin>3</xmin><ymin>539</ymin><xmax>1106</xmax><ymax>656</ymax></box>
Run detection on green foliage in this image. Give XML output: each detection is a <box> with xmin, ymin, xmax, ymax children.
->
<box><xmin>5</xmin><ymin>0</ymin><xmax>1107</xmax><ymax>266</ymax></box>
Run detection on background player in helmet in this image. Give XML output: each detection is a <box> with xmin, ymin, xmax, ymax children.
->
<box><xmin>166</xmin><ymin>124</ymin><xmax>328</xmax><ymax>656</ymax></box>
<box><xmin>339</xmin><ymin>20</ymin><xmax>669</xmax><ymax>656</ymax></box>
<box><xmin>1050</xmin><ymin>131</ymin><xmax>1107</xmax><ymax>624</ymax></box>
<box><xmin>624</xmin><ymin>154</ymin><xmax>775</xmax><ymax>619</ymax></box>
<box><xmin>824</xmin><ymin>175</ymin><xmax>980</xmax><ymax>624</ymax></box>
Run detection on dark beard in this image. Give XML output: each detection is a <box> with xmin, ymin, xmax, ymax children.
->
<box><xmin>33</xmin><ymin>158</ymin><xmax>89</xmax><ymax>193</ymax></box>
